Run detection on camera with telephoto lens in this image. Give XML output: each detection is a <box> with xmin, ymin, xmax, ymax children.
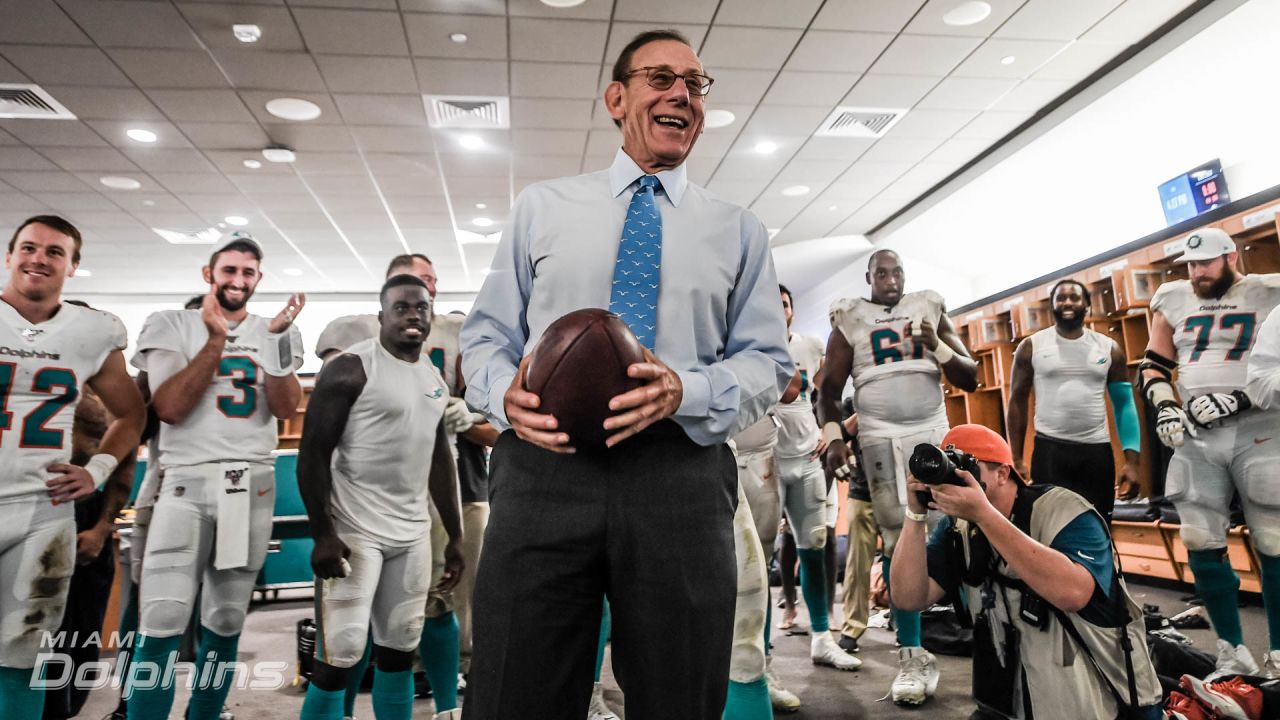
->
<box><xmin>908</xmin><ymin>443</ymin><xmax>981</xmax><ymax>509</ymax></box>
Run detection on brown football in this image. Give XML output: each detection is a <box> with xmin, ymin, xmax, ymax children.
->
<box><xmin>524</xmin><ymin>308</ymin><xmax>646</xmax><ymax>450</ymax></box>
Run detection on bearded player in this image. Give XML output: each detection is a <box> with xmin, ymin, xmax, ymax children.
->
<box><xmin>1141</xmin><ymin>228</ymin><xmax>1280</xmax><ymax>677</ymax></box>
<box><xmin>127</xmin><ymin>233</ymin><xmax>305</xmax><ymax>720</ymax></box>
<box><xmin>0</xmin><ymin>216</ymin><xmax>144</xmax><ymax>719</ymax></box>
<box><xmin>817</xmin><ymin>248</ymin><xmax>978</xmax><ymax>705</ymax></box>
<box><xmin>298</xmin><ymin>275</ymin><xmax>463</xmax><ymax>720</ymax></box>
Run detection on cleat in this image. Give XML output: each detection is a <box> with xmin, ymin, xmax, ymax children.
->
<box><xmin>1207</xmin><ymin>639</ymin><xmax>1259</xmax><ymax>680</ymax></box>
<box><xmin>1262</xmin><ymin>649</ymin><xmax>1280</xmax><ymax>680</ymax></box>
<box><xmin>1164</xmin><ymin>690</ymin><xmax>1212</xmax><ymax>720</ymax></box>
<box><xmin>765</xmin><ymin>658</ymin><xmax>800</xmax><ymax>713</ymax></box>
<box><xmin>1179</xmin><ymin>674</ymin><xmax>1263</xmax><ymax>720</ymax></box>
<box><xmin>891</xmin><ymin>646</ymin><xmax>939</xmax><ymax>706</ymax></box>
<box><xmin>810</xmin><ymin>632</ymin><xmax>861</xmax><ymax>671</ymax></box>
<box><xmin>588</xmin><ymin>681</ymin><xmax>618</xmax><ymax>720</ymax></box>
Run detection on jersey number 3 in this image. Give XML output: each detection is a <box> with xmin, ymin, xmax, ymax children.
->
<box><xmin>217</xmin><ymin>356</ymin><xmax>258</xmax><ymax>419</ymax></box>
<box><xmin>0</xmin><ymin>363</ymin><xmax>79</xmax><ymax>448</ymax></box>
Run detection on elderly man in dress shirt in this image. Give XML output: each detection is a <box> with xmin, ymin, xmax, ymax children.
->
<box><xmin>460</xmin><ymin>28</ymin><xmax>793</xmax><ymax>720</ymax></box>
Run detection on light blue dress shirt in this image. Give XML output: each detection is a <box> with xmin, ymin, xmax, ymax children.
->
<box><xmin>460</xmin><ymin>148</ymin><xmax>794</xmax><ymax>446</ymax></box>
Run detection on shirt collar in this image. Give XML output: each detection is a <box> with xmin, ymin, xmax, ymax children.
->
<box><xmin>608</xmin><ymin>147</ymin><xmax>688</xmax><ymax>207</ymax></box>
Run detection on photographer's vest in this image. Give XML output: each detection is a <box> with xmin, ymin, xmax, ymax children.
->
<box><xmin>953</xmin><ymin>486</ymin><xmax>1161</xmax><ymax>719</ymax></box>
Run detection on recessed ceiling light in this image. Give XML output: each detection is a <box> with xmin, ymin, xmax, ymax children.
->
<box><xmin>540</xmin><ymin>0</ymin><xmax>586</xmax><ymax>7</ymax></box>
<box><xmin>475</xmin><ymin>202</ymin><xmax>487</xmax><ymax>209</ymax></box>
<box><xmin>481</xmin><ymin>267</ymin><xmax>492</xmax><ymax>275</ymax></box>
<box><xmin>143</xmin><ymin>200</ymin><xmax>156</xmax><ymax>207</ymax></box>
<box><xmin>266</xmin><ymin>97</ymin><xmax>322</xmax><ymax>121</ymax></box>
<box><xmin>473</xmin><ymin>217</ymin><xmax>494</xmax><ymax>228</ymax></box>
<box><xmin>705</xmin><ymin>109</ymin><xmax>736</xmax><ymax>129</ymax></box>
<box><xmin>754</xmin><ymin>140</ymin><xmax>778</xmax><ymax>155</ymax></box>
<box><xmin>127</xmin><ymin>128</ymin><xmax>157</xmax><ymax>143</ymax></box>
<box><xmin>828</xmin><ymin>204</ymin><xmax>839</xmax><ymax>211</ymax></box>
<box><xmin>459</xmin><ymin>134</ymin><xmax>484</xmax><ymax>150</ymax></box>
<box><xmin>232</xmin><ymin>24</ymin><xmax>262</xmax><ymax>43</ymax></box>
<box><xmin>1001</xmin><ymin>55</ymin><xmax>1016</xmax><ymax>65</ymax></box>
<box><xmin>74</xmin><ymin>268</ymin><xmax>92</xmax><ymax>277</ymax></box>
<box><xmin>449</xmin><ymin>32</ymin><xmax>468</xmax><ymax>43</ymax></box>
<box><xmin>243</xmin><ymin>159</ymin><xmax>262</xmax><ymax>169</ymax></box>
<box><xmin>781</xmin><ymin>185</ymin><xmax>810</xmax><ymax>197</ymax></box>
<box><xmin>100</xmin><ymin>176</ymin><xmax>141</xmax><ymax>190</ymax></box>
<box><xmin>225</xmin><ymin>215</ymin><xmax>249</xmax><ymax>226</ymax></box>
<box><xmin>943</xmin><ymin>1</ymin><xmax>992</xmax><ymax>27</ymax></box>
<box><xmin>262</xmin><ymin>146</ymin><xmax>297</xmax><ymax>163</ymax></box>
<box><xmin>283</xmin><ymin>267</ymin><xmax>303</xmax><ymax>277</ymax></box>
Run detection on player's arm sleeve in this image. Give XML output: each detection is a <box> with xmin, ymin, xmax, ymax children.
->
<box><xmin>1247</xmin><ymin>305</ymin><xmax>1280</xmax><ymax>410</ymax></box>
<box><xmin>672</xmin><ymin>213</ymin><xmax>794</xmax><ymax>446</ymax></box>
<box><xmin>460</xmin><ymin>191</ymin><xmax>536</xmax><ymax>430</ymax></box>
<box><xmin>1107</xmin><ymin>381</ymin><xmax>1141</xmax><ymax>452</ymax></box>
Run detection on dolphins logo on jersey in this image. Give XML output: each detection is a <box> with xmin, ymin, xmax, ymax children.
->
<box><xmin>21</xmin><ymin>327</ymin><xmax>43</xmax><ymax>342</ymax></box>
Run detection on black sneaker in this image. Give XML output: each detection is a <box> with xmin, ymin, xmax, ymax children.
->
<box><xmin>837</xmin><ymin>634</ymin><xmax>860</xmax><ymax>653</ymax></box>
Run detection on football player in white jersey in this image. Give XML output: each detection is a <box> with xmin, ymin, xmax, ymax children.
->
<box><xmin>298</xmin><ymin>275</ymin><xmax>463</xmax><ymax>720</ymax></box>
<box><xmin>775</xmin><ymin>285</ymin><xmax>860</xmax><ymax>673</ymax></box>
<box><xmin>1140</xmin><ymin>228</ymin><xmax>1280</xmax><ymax>677</ymax></box>
<box><xmin>817</xmin><ymin>248</ymin><xmax>977</xmax><ymax>705</ymax></box>
<box><xmin>1007</xmin><ymin>279</ymin><xmax>1143</xmax><ymax>520</ymax></box>
<box><xmin>316</xmin><ymin>254</ymin><xmax>493</xmax><ymax>718</ymax></box>
<box><xmin>126</xmin><ymin>233</ymin><xmax>305</xmax><ymax>720</ymax></box>
<box><xmin>0</xmin><ymin>216</ymin><xmax>144</xmax><ymax>720</ymax></box>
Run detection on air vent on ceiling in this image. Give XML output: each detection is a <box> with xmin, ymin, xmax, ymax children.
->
<box><xmin>0</xmin><ymin>84</ymin><xmax>76</xmax><ymax>120</ymax></box>
<box><xmin>424</xmin><ymin>95</ymin><xmax>510</xmax><ymax>129</ymax></box>
<box><xmin>815</xmin><ymin>106</ymin><xmax>906</xmax><ymax>139</ymax></box>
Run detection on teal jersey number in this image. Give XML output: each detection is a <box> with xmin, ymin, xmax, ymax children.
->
<box><xmin>798</xmin><ymin>369</ymin><xmax>809</xmax><ymax>394</ymax></box>
<box><xmin>1184</xmin><ymin>315</ymin><xmax>1213</xmax><ymax>362</ymax></box>
<box><xmin>0</xmin><ymin>362</ymin><xmax>79</xmax><ymax>449</ymax></box>
<box><xmin>869</xmin><ymin>326</ymin><xmax>925</xmax><ymax>366</ymax></box>
<box><xmin>217</xmin><ymin>356</ymin><xmax>258</xmax><ymax>419</ymax></box>
<box><xmin>1184</xmin><ymin>313</ymin><xmax>1257</xmax><ymax>363</ymax></box>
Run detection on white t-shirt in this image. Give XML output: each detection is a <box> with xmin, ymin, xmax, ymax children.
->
<box><xmin>1029</xmin><ymin>327</ymin><xmax>1113</xmax><ymax>444</ymax></box>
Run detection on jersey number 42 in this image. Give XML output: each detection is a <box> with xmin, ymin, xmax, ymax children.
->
<box><xmin>0</xmin><ymin>363</ymin><xmax>78</xmax><ymax>448</ymax></box>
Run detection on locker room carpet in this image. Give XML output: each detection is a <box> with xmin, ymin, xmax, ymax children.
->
<box><xmin>76</xmin><ymin>580</ymin><xmax>1268</xmax><ymax>719</ymax></box>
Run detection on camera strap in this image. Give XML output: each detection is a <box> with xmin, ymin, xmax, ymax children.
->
<box><xmin>1052</xmin><ymin>606</ymin><xmax>1141</xmax><ymax>717</ymax></box>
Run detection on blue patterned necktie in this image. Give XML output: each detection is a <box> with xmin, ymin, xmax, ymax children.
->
<box><xmin>609</xmin><ymin>175</ymin><xmax>663</xmax><ymax>349</ymax></box>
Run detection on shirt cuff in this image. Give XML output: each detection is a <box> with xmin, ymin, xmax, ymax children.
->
<box><xmin>487</xmin><ymin>371</ymin><xmax>516</xmax><ymax>428</ymax></box>
<box><xmin>675</xmin><ymin>370</ymin><xmax>711</xmax><ymax>418</ymax></box>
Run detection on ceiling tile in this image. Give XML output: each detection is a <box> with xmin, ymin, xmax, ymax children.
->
<box><xmin>772</xmin><ymin>158</ymin><xmax>851</xmax><ymax>188</ymax></box>
<box><xmin>0</xmin><ymin>55</ymin><xmax>29</xmax><ymax>83</ymax></box>
<box><xmin>148</xmin><ymin>90</ymin><xmax>257</xmax><ymax>123</ymax></box>
<box><xmin>915</xmin><ymin>77</ymin><xmax>1019</xmax><ymax>111</ymax></box>
<box><xmin>364</xmin><ymin>153</ymin><xmax>441</xmax><ymax>177</ymax></box>
<box><xmin>870</xmin><ymin>34</ymin><xmax>983</xmax><ymax>76</ymax></box>
<box><xmin>511</xmin><ymin>62</ymin><xmax>600</xmax><ymax>100</ymax></box>
<box><xmin>507</xmin><ymin>0</ymin><xmax>610</xmax><ymax>20</ymax></box>
<box><xmin>988</xmin><ymin>79</ymin><xmax>1074</xmax><ymax>112</ymax></box>
<box><xmin>40</xmin><ymin>147</ymin><xmax>140</xmax><ymax>173</ymax></box>
<box><xmin>792</xmin><ymin>137</ymin><xmax>875</xmax><ymax>163</ymax></box>
<box><xmin>58</xmin><ymin>0</ymin><xmax>201</xmax><ymax>49</ymax></box>
<box><xmin>315</xmin><ymin>55</ymin><xmax>418</xmax><ymax>94</ymax></box>
<box><xmin>0</xmin><ymin>120</ymin><xmax>110</xmax><ymax>148</ymax></box>
<box><xmin>440</xmin><ymin>153</ymin><xmax>509</xmax><ymax>178</ymax></box>
<box><xmin>265</xmin><ymin>124</ymin><xmax>357</xmax><ymax>152</ymax></box>
<box><xmin>292</xmin><ymin>8</ymin><xmax>409</xmax><ymax>56</ymax></box>
<box><xmin>700</xmin><ymin>26</ymin><xmax>802</xmax><ymax>70</ymax></box>
<box><xmin>1083</xmin><ymin>0</ymin><xmax>1191</xmax><ymax>44</ymax></box>
<box><xmin>86</xmin><ymin>120</ymin><xmax>193</xmax><ymax>149</ymax></box>
<box><xmin>509</xmin><ymin>19</ymin><xmax>608</xmax><ymax>63</ymax></box>
<box><xmin>1</xmin><ymin>45</ymin><xmax>133</xmax><ymax>87</ymax></box>
<box><xmin>785</xmin><ymin>31</ymin><xmax>896</xmax><ymax>74</ymax></box>
<box><xmin>1034</xmin><ymin>41</ymin><xmax>1125</xmax><ymax>81</ymax></box>
<box><xmin>0</xmin><ymin>0</ymin><xmax>91</xmax><ymax>45</ymax></box>
<box><xmin>760</xmin><ymin>71</ymin><xmax>860</xmax><ymax>106</ymax></box>
<box><xmin>855</xmin><ymin>136</ymin><xmax>944</xmax><ymax>165</ymax></box>
<box><xmin>80</xmin><ymin>173</ymin><xmax>161</xmax><ymax>194</ymax></box>
<box><xmin>41</xmin><ymin>86</ymin><xmax>165</xmax><ymax>122</ymax></box>
<box><xmin>0</xmin><ymin>147</ymin><xmax>58</xmax><ymax>171</ymax></box>
<box><xmin>510</xmin><ymin>98</ymin><xmax>594</xmax><ymax>130</ymax></box>
<box><xmin>740</xmin><ymin>105</ymin><xmax>832</xmax><ymax>138</ymax></box>
<box><xmin>122</xmin><ymin>148</ymin><xmax>216</xmax><ymax>173</ymax></box>
<box><xmin>177</xmin><ymin>122</ymin><xmax>272</xmax><ymax>150</ymax></box>
<box><xmin>924</xmin><ymin>136</ymin><xmax>995</xmax><ymax>165</ymax></box>
<box><xmin>611</xmin><ymin>0</ymin><xmax>718</xmax><ymax>24</ymax></box>
<box><xmin>375</xmin><ymin>172</ymin><xmax>444</xmax><ymax>195</ymax></box>
<box><xmin>951</xmin><ymin>111</ymin><xmax>1030</xmax><ymax>139</ymax></box>
<box><xmin>434</xmin><ymin>129</ymin><xmax>508</xmax><ymax>154</ymax></box>
<box><xmin>32</xmin><ymin>192</ymin><xmax>120</xmax><ymax>212</ymax></box>
<box><xmin>404</xmin><ymin>14</ymin><xmax>507</xmax><ymax>59</ymax></box>
<box><xmin>715</xmin><ymin>0</ymin><xmax>824</xmax><ymax>28</ymax></box>
<box><xmin>332</xmin><ymin>94</ymin><xmax>428</xmax><ymax>126</ymax></box>
<box><xmin>995</xmin><ymin>0</ymin><xmax>1125</xmax><ymax>41</ymax></box>
<box><xmin>348</xmin><ymin>126</ymin><xmax>433</xmax><ymax>153</ymax></box>
<box><xmin>292</xmin><ymin>153</ymin><xmax>367</xmax><ymax>175</ymax></box>
<box><xmin>811</xmin><ymin>0</ymin><xmax>927</xmax><ymax>32</ymax></box>
<box><xmin>1</xmin><ymin>171</ymin><xmax>93</xmax><ymax>192</ymax></box>
<box><xmin>885</xmin><ymin>108</ymin><xmax>980</xmax><ymax>138</ymax></box>
<box><xmin>232</xmin><ymin>173</ymin><xmax>311</xmax><ymax>195</ymax></box>
<box><xmin>415</xmin><ymin>59</ymin><xmax>509</xmax><ymax>96</ymax></box>
<box><xmin>831</xmin><ymin>161</ymin><xmax>914</xmax><ymax>197</ymax></box>
<box><xmin>904</xmin><ymin>0</ymin><xmax>1025</xmax><ymax>37</ymax></box>
<box><xmin>509</xmin><ymin>129</ymin><xmax>587</xmax><ymax>156</ymax></box>
<box><xmin>109</xmin><ymin>49</ymin><xmax>229</xmax><ymax>89</ymax></box>
<box><xmin>239</xmin><ymin>91</ymin><xmax>342</xmax><ymax>126</ymax></box>
<box><xmin>840</xmin><ymin>74</ymin><xmax>940</xmax><ymax>108</ymax></box>
<box><xmin>214</xmin><ymin>50</ymin><xmax>327</xmax><ymax>91</ymax></box>
<box><xmin>952</xmin><ymin>38</ymin><xmax>1071</xmax><ymax>79</ymax></box>
<box><xmin>584</xmin><ymin>130</ymin><xmax>622</xmax><ymax>158</ymax></box>
<box><xmin>703</xmin><ymin>177</ymin><xmax>770</xmax><ymax>208</ymax></box>
<box><xmin>510</xmin><ymin>153</ymin><xmax>580</xmax><ymax>179</ymax></box>
<box><xmin>602</xmin><ymin>23</ymin><xmax>709</xmax><ymax>67</ymax></box>
<box><xmin>704</xmin><ymin>68</ymin><xmax>776</xmax><ymax>105</ymax></box>
<box><xmin>175</xmin><ymin>3</ymin><xmax>306</xmax><ymax>52</ymax></box>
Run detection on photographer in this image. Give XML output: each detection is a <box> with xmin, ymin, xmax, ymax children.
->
<box><xmin>891</xmin><ymin>424</ymin><xmax>1162</xmax><ymax>719</ymax></box>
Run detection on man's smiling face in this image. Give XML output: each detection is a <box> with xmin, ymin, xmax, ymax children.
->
<box><xmin>606</xmin><ymin>39</ymin><xmax>707</xmax><ymax>174</ymax></box>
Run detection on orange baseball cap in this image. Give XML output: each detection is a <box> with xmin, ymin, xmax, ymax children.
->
<box><xmin>941</xmin><ymin>424</ymin><xmax>1026</xmax><ymax>484</ymax></box>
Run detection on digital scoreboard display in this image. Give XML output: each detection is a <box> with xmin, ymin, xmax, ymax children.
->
<box><xmin>1159</xmin><ymin>159</ymin><xmax>1230</xmax><ymax>226</ymax></box>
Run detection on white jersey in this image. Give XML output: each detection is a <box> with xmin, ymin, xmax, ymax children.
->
<box><xmin>1151</xmin><ymin>274</ymin><xmax>1280</xmax><ymax>397</ymax></box>
<box><xmin>732</xmin><ymin>414</ymin><xmax>778</xmax><ymax>455</ymax></box>
<box><xmin>775</xmin><ymin>334</ymin><xmax>823</xmax><ymax>458</ymax></box>
<box><xmin>1029</xmin><ymin>327</ymin><xmax>1114</xmax><ymax>444</ymax></box>
<box><xmin>330</xmin><ymin>338</ymin><xmax>449</xmax><ymax>547</ymax></box>
<box><xmin>131</xmin><ymin>310</ymin><xmax>303</xmax><ymax>468</ymax></box>
<box><xmin>0</xmin><ymin>302</ymin><xmax>127</xmax><ymax>503</ymax></box>
<box><xmin>318</xmin><ymin>313</ymin><xmax>465</xmax><ymax>396</ymax></box>
<box><xmin>1247</xmin><ymin>304</ymin><xmax>1280</xmax><ymax>410</ymax></box>
<box><xmin>829</xmin><ymin>290</ymin><xmax>949</xmax><ymax>438</ymax></box>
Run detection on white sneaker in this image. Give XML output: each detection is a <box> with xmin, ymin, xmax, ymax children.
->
<box><xmin>1262</xmin><ymin>649</ymin><xmax>1280</xmax><ymax>680</ymax></box>
<box><xmin>765</xmin><ymin>658</ymin><xmax>801</xmax><ymax>713</ymax></box>
<box><xmin>1208</xmin><ymin>639</ymin><xmax>1259</xmax><ymax>679</ymax></box>
<box><xmin>433</xmin><ymin>710</ymin><xmax>462</xmax><ymax>720</ymax></box>
<box><xmin>588</xmin><ymin>681</ymin><xmax>619</xmax><ymax>720</ymax></box>
<box><xmin>810</xmin><ymin>632</ymin><xmax>862</xmax><ymax>671</ymax></box>
<box><xmin>891</xmin><ymin>646</ymin><xmax>939</xmax><ymax>705</ymax></box>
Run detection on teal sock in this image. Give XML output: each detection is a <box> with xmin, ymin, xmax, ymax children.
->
<box><xmin>343</xmin><ymin>640</ymin><xmax>372</xmax><ymax>717</ymax></box>
<box><xmin>882</xmin><ymin>556</ymin><xmax>922</xmax><ymax>647</ymax></box>
<box><xmin>126</xmin><ymin>633</ymin><xmax>181</xmax><ymax>720</ymax></box>
<box><xmin>594</xmin><ymin>598</ymin><xmax>611</xmax><ymax>682</ymax></box>
<box><xmin>1188</xmin><ymin>548</ymin><xmax>1244</xmax><ymax>646</ymax></box>
<box><xmin>419</xmin><ymin>613</ymin><xmax>460</xmax><ymax>711</ymax></box>
<box><xmin>371</xmin><ymin>668</ymin><xmax>413</xmax><ymax>720</ymax></box>
<box><xmin>0</xmin><ymin>666</ymin><xmax>45</xmax><ymax>720</ymax></box>
<box><xmin>721</xmin><ymin>677</ymin><xmax>771</xmax><ymax>720</ymax></box>
<box><xmin>187</xmin><ymin>627</ymin><xmax>240</xmax><ymax>720</ymax></box>
<box><xmin>764</xmin><ymin>601</ymin><xmax>772</xmax><ymax>655</ymax></box>
<box><xmin>1257</xmin><ymin>553</ymin><xmax>1280</xmax><ymax>650</ymax></box>
<box><xmin>300</xmin><ymin>684</ymin><xmax>345</xmax><ymax>720</ymax></box>
<box><xmin>797</xmin><ymin>548</ymin><xmax>829</xmax><ymax>632</ymax></box>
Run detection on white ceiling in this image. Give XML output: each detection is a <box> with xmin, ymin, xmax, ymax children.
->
<box><xmin>0</xmin><ymin>0</ymin><xmax>1194</xmax><ymax>296</ymax></box>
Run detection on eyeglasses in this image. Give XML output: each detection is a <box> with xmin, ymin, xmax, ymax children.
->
<box><xmin>623</xmin><ymin>66</ymin><xmax>715</xmax><ymax>97</ymax></box>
